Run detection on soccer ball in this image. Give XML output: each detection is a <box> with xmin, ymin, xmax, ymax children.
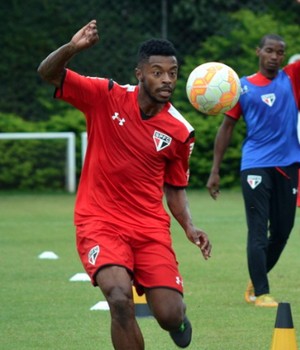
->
<box><xmin>186</xmin><ymin>62</ymin><xmax>241</xmax><ymax>115</ymax></box>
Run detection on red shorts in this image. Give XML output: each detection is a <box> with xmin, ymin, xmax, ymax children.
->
<box><xmin>76</xmin><ymin>221</ymin><xmax>184</xmax><ymax>295</ymax></box>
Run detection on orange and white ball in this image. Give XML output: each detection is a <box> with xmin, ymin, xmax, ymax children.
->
<box><xmin>186</xmin><ymin>62</ymin><xmax>241</xmax><ymax>115</ymax></box>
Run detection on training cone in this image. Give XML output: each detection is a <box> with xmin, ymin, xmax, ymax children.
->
<box><xmin>132</xmin><ymin>286</ymin><xmax>152</xmax><ymax>317</ymax></box>
<box><xmin>270</xmin><ymin>302</ymin><xmax>298</xmax><ymax>350</ymax></box>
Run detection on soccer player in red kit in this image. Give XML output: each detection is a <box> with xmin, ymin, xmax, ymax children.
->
<box><xmin>38</xmin><ymin>20</ymin><xmax>212</xmax><ymax>349</ymax></box>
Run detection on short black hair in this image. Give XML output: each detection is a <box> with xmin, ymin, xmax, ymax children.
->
<box><xmin>137</xmin><ymin>38</ymin><xmax>177</xmax><ymax>65</ymax></box>
<box><xmin>259</xmin><ymin>34</ymin><xmax>285</xmax><ymax>48</ymax></box>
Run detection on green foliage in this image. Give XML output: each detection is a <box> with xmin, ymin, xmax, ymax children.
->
<box><xmin>0</xmin><ymin>111</ymin><xmax>86</xmax><ymax>191</ymax></box>
<box><xmin>1</xmin><ymin>0</ymin><xmax>300</xmax><ymax>120</ymax></box>
<box><xmin>0</xmin><ymin>113</ymin><xmax>41</xmax><ymax>132</ymax></box>
<box><xmin>0</xmin><ymin>139</ymin><xmax>65</xmax><ymax>190</ymax></box>
<box><xmin>40</xmin><ymin>109</ymin><xmax>86</xmax><ymax>134</ymax></box>
<box><xmin>0</xmin><ymin>0</ymin><xmax>165</xmax><ymax>120</ymax></box>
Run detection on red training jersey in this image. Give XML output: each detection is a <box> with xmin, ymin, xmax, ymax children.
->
<box><xmin>55</xmin><ymin>69</ymin><xmax>195</xmax><ymax>229</ymax></box>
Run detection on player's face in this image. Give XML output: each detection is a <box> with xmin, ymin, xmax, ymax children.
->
<box><xmin>136</xmin><ymin>55</ymin><xmax>178</xmax><ymax>103</ymax></box>
<box><xmin>256</xmin><ymin>38</ymin><xmax>285</xmax><ymax>77</ymax></box>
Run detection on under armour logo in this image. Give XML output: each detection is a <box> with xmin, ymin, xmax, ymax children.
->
<box><xmin>261</xmin><ymin>93</ymin><xmax>276</xmax><ymax>107</ymax></box>
<box><xmin>112</xmin><ymin>112</ymin><xmax>125</xmax><ymax>126</ymax></box>
<box><xmin>175</xmin><ymin>276</ymin><xmax>184</xmax><ymax>286</ymax></box>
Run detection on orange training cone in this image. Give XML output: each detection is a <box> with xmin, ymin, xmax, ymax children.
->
<box><xmin>132</xmin><ymin>286</ymin><xmax>152</xmax><ymax>317</ymax></box>
<box><xmin>270</xmin><ymin>302</ymin><xmax>298</xmax><ymax>350</ymax></box>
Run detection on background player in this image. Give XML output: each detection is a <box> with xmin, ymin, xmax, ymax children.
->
<box><xmin>207</xmin><ymin>34</ymin><xmax>300</xmax><ymax>307</ymax></box>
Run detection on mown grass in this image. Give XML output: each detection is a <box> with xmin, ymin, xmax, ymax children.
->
<box><xmin>0</xmin><ymin>190</ymin><xmax>299</xmax><ymax>349</ymax></box>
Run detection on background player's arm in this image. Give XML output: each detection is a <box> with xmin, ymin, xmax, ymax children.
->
<box><xmin>164</xmin><ymin>184</ymin><xmax>211</xmax><ymax>260</ymax></box>
<box><xmin>37</xmin><ymin>20</ymin><xmax>99</xmax><ymax>87</ymax></box>
<box><xmin>206</xmin><ymin>115</ymin><xmax>236</xmax><ymax>199</ymax></box>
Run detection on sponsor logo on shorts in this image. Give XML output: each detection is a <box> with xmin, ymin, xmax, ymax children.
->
<box><xmin>88</xmin><ymin>245</ymin><xmax>100</xmax><ymax>265</ymax></box>
<box><xmin>247</xmin><ymin>175</ymin><xmax>262</xmax><ymax>189</ymax></box>
<box><xmin>175</xmin><ymin>276</ymin><xmax>183</xmax><ymax>286</ymax></box>
<box><xmin>153</xmin><ymin>130</ymin><xmax>172</xmax><ymax>151</ymax></box>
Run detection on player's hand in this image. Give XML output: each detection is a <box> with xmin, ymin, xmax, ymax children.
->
<box><xmin>70</xmin><ymin>20</ymin><xmax>99</xmax><ymax>52</ymax></box>
<box><xmin>206</xmin><ymin>172</ymin><xmax>220</xmax><ymax>200</ymax></box>
<box><xmin>187</xmin><ymin>227</ymin><xmax>212</xmax><ymax>260</ymax></box>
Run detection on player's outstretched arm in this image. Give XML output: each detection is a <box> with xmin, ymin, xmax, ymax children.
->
<box><xmin>37</xmin><ymin>20</ymin><xmax>99</xmax><ymax>87</ymax></box>
<box><xmin>164</xmin><ymin>185</ymin><xmax>212</xmax><ymax>260</ymax></box>
<box><xmin>206</xmin><ymin>115</ymin><xmax>236</xmax><ymax>200</ymax></box>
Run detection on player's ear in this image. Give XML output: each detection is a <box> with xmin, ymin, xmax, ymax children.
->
<box><xmin>135</xmin><ymin>68</ymin><xmax>143</xmax><ymax>82</ymax></box>
<box><xmin>256</xmin><ymin>47</ymin><xmax>261</xmax><ymax>56</ymax></box>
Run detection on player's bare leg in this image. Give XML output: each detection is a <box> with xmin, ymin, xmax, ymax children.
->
<box><xmin>146</xmin><ymin>288</ymin><xmax>192</xmax><ymax>348</ymax></box>
<box><xmin>95</xmin><ymin>266</ymin><xmax>144</xmax><ymax>350</ymax></box>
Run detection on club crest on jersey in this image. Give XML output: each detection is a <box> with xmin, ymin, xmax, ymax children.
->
<box><xmin>247</xmin><ymin>175</ymin><xmax>262</xmax><ymax>189</ymax></box>
<box><xmin>153</xmin><ymin>130</ymin><xmax>172</xmax><ymax>151</ymax></box>
<box><xmin>88</xmin><ymin>245</ymin><xmax>100</xmax><ymax>265</ymax></box>
<box><xmin>261</xmin><ymin>93</ymin><xmax>276</xmax><ymax>107</ymax></box>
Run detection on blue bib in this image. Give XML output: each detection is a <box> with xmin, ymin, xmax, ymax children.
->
<box><xmin>239</xmin><ymin>70</ymin><xmax>300</xmax><ymax>170</ymax></box>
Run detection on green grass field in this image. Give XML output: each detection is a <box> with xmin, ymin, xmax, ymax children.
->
<box><xmin>1</xmin><ymin>190</ymin><xmax>299</xmax><ymax>350</ymax></box>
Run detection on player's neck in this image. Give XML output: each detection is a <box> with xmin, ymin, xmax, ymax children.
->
<box><xmin>138</xmin><ymin>100</ymin><xmax>166</xmax><ymax>119</ymax></box>
<box><xmin>259</xmin><ymin>68</ymin><xmax>278</xmax><ymax>80</ymax></box>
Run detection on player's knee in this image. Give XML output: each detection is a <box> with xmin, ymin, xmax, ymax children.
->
<box><xmin>155</xmin><ymin>304</ymin><xmax>184</xmax><ymax>331</ymax></box>
<box><xmin>105</xmin><ymin>287</ymin><xmax>135</xmax><ymax>323</ymax></box>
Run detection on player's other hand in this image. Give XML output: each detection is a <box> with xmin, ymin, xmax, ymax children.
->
<box><xmin>70</xmin><ymin>20</ymin><xmax>99</xmax><ymax>52</ymax></box>
<box><xmin>206</xmin><ymin>172</ymin><xmax>220</xmax><ymax>200</ymax></box>
<box><xmin>187</xmin><ymin>228</ymin><xmax>212</xmax><ymax>260</ymax></box>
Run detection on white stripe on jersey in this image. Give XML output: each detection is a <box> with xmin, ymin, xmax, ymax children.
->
<box><xmin>168</xmin><ymin>104</ymin><xmax>194</xmax><ymax>133</ymax></box>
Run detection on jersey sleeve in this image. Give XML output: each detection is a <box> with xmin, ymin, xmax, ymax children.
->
<box><xmin>55</xmin><ymin>69</ymin><xmax>109</xmax><ymax>113</ymax></box>
<box><xmin>283</xmin><ymin>61</ymin><xmax>300</xmax><ymax>109</ymax></box>
<box><xmin>164</xmin><ymin>134</ymin><xmax>195</xmax><ymax>188</ymax></box>
<box><xmin>225</xmin><ymin>100</ymin><xmax>242</xmax><ymax>120</ymax></box>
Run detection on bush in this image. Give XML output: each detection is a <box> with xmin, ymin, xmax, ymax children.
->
<box><xmin>0</xmin><ymin>111</ymin><xmax>86</xmax><ymax>191</ymax></box>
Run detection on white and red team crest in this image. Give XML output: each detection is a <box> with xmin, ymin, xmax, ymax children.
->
<box><xmin>153</xmin><ymin>130</ymin><xmax>172</xmax><ymax>151</ymax></box>
<box><xmin>261</xmin><ymin>93</ymin><xmax>276</xmax><ymax>107</ymax></box>
<box><xmin>88</xmin><ymin>245</ymin><xmax>100</xmax><ymax>265</ymax></box>
<box><xmin>247</xmin><ymin>175</ymin><xmax>262</xmax><ymax>189</ymax></box>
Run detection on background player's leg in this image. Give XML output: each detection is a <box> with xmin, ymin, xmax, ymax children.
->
<box><xmin>241</xmin><ymin>168</ymin><xmax>271</xmax><ymax>297</ymax></box>
<box><xmin>267</xmin><ymin>165</ymin><xmax>298</xmax><ymax>272</ymax></box>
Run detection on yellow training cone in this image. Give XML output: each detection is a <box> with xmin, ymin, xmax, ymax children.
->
<box><xmin>270</xmin><ymin>302</ymin><xmax>298</xmax><ymax>350</ymax></box>
<box><xmin>132</xmin><ymin>286</ymin><xmax>152</xmax><ymax>317</ymax></box>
